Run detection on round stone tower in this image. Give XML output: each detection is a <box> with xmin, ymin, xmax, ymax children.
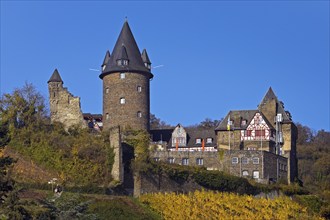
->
<box><xmin>100</xmin><ymin>21</ymin><xmax>153</xmax><ymax>131</ymax></box>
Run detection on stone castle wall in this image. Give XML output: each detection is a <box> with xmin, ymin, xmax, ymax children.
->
<box><xmin>48</xmin><ymin>82</ymin><xmax>86</xmax><ymax>129</ymax></box>
<box><xmin>149</xmin><ymin>150</ymin><xmax>287</xmax><ymax>183</ymax></box>
<box><xmin>109</xmin><ymin>126</ymin><xmax>124</xmax><ymax>183</ymax></box>
<box><xmin>102</xmin><ymin>72</ymin><xmax>150</xmax><ymax>131</ymax></box>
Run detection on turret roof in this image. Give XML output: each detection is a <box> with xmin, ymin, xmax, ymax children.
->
<box><xmin>102</xmin><ymin>50</ymin><xmax>110</xmax><ymax>67</ymax></box>
<box><xmin>141</xmin><ymin>49</ymin><xmax>151</xmax><ymax>64</ymax></box>
<box><xmin>48</xmin><ymin>69</ymin><xmax>63</xmax><ymax>83</ymax></box>
<box><xmin>99</xmin><ymin>21</ymin><xmax>153</xmax><ymax>79</ymax></box>
<box><xmin>258</xmin><ymin>87</ymin><xmax>292</xmax><ymax>123</ymax></box>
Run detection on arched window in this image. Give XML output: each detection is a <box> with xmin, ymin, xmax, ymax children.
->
<box><xmin>242</xmin><ymin>170</ymin><xmax>249</xmax><ymax>176</ymax></box>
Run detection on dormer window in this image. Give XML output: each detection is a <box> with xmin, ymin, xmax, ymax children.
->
<box><xmin>195</xmin><ymin>138</ymin><xmax>202</xmax><ymax>144</ymax></box>
<box><xmin>117</xmin><ymin>45</ymin><xmax>129</xmax><ymax>66</ymax></box>
<box><xmin>144</xmin><ymin>63</ymin><xmax>151</xmax><ymax>69</ymax></box>
<box><xmin>206</xmin><ymin>138</ymin><xmax>213</xmax><ymax>144</ymax></box>
<box><xmin>241</xmin><ymin>120</ymin><xmax>247</xmax><ymax>126</ymax></box>
<box><xmin>117</xmin><ymin>59</ymin><xmax>129</xmax><ymax>66</ymax></box>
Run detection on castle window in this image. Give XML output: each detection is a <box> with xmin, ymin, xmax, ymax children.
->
<box><xmin>242</xmin><ymin>170</ymin><xmax>249</xmax><ymax>176</ymax></box>
<box><xmin>53</xmin><ymin>92</ymin><xmax>56</xmax><ymax>97</ymax></box>
<box><xmin>196</xmin><ymin>158</ymin><xmax>203</xmax><ymax>166</ymax></box>
<box><xmin>168</xmin><ymin>157</ymin><xmax>175</xmax><ymax>164</ymax></box>
<box><xmin>106</xmin><ymin>88</ymin><xmax>109</xmax><ymax>94</ymax></box>
<box><xmin>154</xmin><ymin>157</ymin><xmax>160</xmax><ymax>162</ymax></box>
<box><xmin>137</xmin><ymin>111</ymin><xmax>142</xmax><ymax>118</ymax></box>
<box><xmin>137</xmin><ymin>86</ymin><xmax>142</xmax><ymax>92</ymax></box>
<box><xmin>206</xmin><ymin>138</ymin><xmax>213</xmax><ymax>144</ymax></box>
<box><xmin>106</xmin><ymin>113</ymin><xmax>109</xmax><ymax>120</ymax></box>
<box><xmin>117</xmin><ymin>60</ymin><xmax>129</xmax><ymax>66</ymax></box>
<box><xmin>255</xmin><ymin>130</ymin><xmax>265</xmax><ymax>137</ymax></box>
<box><xmin>252</xmin><ymin>157</ymin><xmax>259</xmax><ymax>164</ymax></box>
<box><xmin>102</xmin><ymin>65</ymin><xmax>106</xmax><ymax>71</ymax></box>
<box><xmin>242</xmin><ymin>157</ymin><xmax>249</xmax><ymax>164</ymax></box>
<box><xmin>195</xmin><ymin>138</ymin><xmax>202</xmax><ymax>144</ymax></box>
<box><xmin>232</xmin><ymin>157</ymin><xmax>239</xmax><ymax>164</ymax></box>
<box><xmin>253</xmin><ymin>171</ymin><xmax>259</xmax><ymax>179</ymax></box>
<box><xmin>120</xmin><ymin>72</ymin><xmax>126</xmax><ymax>79</ymax></box>
<box><xmin>182</xmin><ymin>158</ymin><xmax>189</xmax><ymax>165</ymax></box>
<box><xmin>120</xmin><ymin>98</ymin><xmax>125</xmax><ymax>104</ymax></box>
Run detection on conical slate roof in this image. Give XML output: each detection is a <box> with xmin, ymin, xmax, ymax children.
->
<box><xmin>99</xmin><ymin>21</ymin><xmax>153</xmax><ymax>79</ymax></box>
<box><xmin>102</xmin><ymin>50</ymin><xmax>111</xmax><ymax>67</ymax></box>
<box><xmin>141</xmin><ymin>49</ymin><xmax>151</xmax><ymax>64</ymax></box>
<box><xmin>48</xmin><ymin>69</ymin><xmax>63</xmax><ymax>83</ymax></box>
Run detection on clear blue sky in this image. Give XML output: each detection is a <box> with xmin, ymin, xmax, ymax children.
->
<box><xmin>1</xmin><ymin>1</ymin><xmax>329</xmax><ymax>131</ymax></box>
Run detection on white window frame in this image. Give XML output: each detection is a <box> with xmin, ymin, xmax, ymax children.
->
<box><xmin>120</xmin><ymin>98</ymin><xmax>125</xmax><ymax>104</ymax></box>
<box><xmin>120</xmin><ymin>72</ymin><xmax>126</xmax><ymax>79</ymax></box>
<box><xmin>206</xmin><ymin>138</ymin><xmax>213</xmax><ymax>144</ymax></box>
<box><xmin>137</xmin><ymin>86</ymin><xmax>142</xmax><ymax>92</ymax></box>
<box><xmin>242</xmin><ymin>170</ymin><xmax>249</xmax><ymax>176</ymax></box>
<box><xmin>196</xmin><ymin>158</ymin><xmax>203</xmax><ymax>166</ymax></box>
<box><xmin>168</xmin><ymin>157</ymin><xmax>175</xmax><ymax>164</ymax></box>
<box><xmin>252</xmin><ymin>157</ymin><xmax>259</xmax><ymax>164</ymax></box>
<box><xmin>137</xmin><ymin>111</ymin><xmax>142</xmax><ymax>118</ymax></box>
<box><xmin>182</xmin><ymin>158</ymin><xmax>189</xmax><ymax>165</ymax></box>
<box><xmin>253</xmin><ymin>171</ymin><xmax>260</xmax><ymax>179</ymax></box>
<box><xmin>106</xmin><ymin>88</ymin><xmax>109</xmax><ymax>94</ymax></box>
<box><xmin>232</xmin><ymin>157</ymin><xmax>239</xmax><ymax>164</ymax></box>
<box><xmin>195</xmin><ymin>138</ymin><xmax>202</xmax><ymax>144</ymax></box>
<box><xmin>242</xmin><ymin>157</ymin><xmax>248</xmax><ymax>164</ymax></box>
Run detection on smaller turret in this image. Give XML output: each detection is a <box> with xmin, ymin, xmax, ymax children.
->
<box><xmin>102</xmin><ymin>50</ymin><xmax>111</xmax><ymax>71</ymax></box>
<box><xmin>141</xmin><ymin>49</ymin><xmax>151</xmax><ymax>71</ymax></box>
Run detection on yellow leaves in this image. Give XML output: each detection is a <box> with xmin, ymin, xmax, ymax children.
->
<box><xmin>140</xmin><ymin>191</ymin><xmax>323</xmax><ymax>220</ymax></box>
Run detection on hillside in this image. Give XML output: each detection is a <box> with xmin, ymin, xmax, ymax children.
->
<box><xmin>3</xmin><ymin>147</ymin><xmax>59</xmax><ymax>184</ymax></box>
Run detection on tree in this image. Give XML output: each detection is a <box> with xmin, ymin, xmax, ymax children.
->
<box><xmin>198</xmin><ymin>118</ymin><xmax>220</xmax><ymax>129</ymax></box>
<box><xmin>150</xmin><ymin>114</ymin><xmax>171</xmax><ymax>129</ymax></box>
<box><xmin>0</xmin><ymin>82</ymin><xmax>47</xmax><ymax>138</ymax></box>
<box><xmin>187</xmin><ymin>118</ymin><xmax>221</xmax><ymax>129</ymax></box>
<box><xmin>296</xmin><ymin>123</ymin><xmax>315</xmax><ymax>145</ymax></box>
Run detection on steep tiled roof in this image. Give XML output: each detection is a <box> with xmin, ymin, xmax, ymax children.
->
<box><xmin>258</xmin><ymin>87</ymin><xmax>292</xmax><ymax>123</ymax></box>
<box><xmin>48</xmin><ymin>69</ymin><xmax>63</xmax><ymax>83</ymax></box>
<box><xmin>215</xmin><ymin>110</ymin><xmax>258</xmax><ymax>131</ymax></box>
<box><xmin>99</xmin><ymin>21</ymin><xmax>153</xmax><ymax>79</ymax></box>
<box><xmin>185</xmin><ymin>127</ymin><xmax>216</xmax><ymax>147</ymax></box>
<box><xmin>141</xmin><ymin>49</ymin><xmax>151</xmax><ymax>64</ymax></box>
<box><xmin>151</xmin><ymin>127</ymin><xmax>216</xmax><ymax>148</ymax></box>
<box><xmin>102</xmin><ymin>50</ymin><xmax>110</xmax><ymax>67</ymax></box>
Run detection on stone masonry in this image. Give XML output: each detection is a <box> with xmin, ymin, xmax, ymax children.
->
<box><xmin>48</xmin><ymin>69</ymin><xmax>86</xmax><ymax>130</ymax></box>
<box><xmin>102</xmin><ymin>72</ymin><xmax>150</xmax><ymax>131</ymax></box>
<box><xmin>109</xmin><ymin>126</ymin><xmax>124</xmax><ymax>183</ymax></box>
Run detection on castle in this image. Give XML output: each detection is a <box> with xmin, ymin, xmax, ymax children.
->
<box><xmin>48</xmin><ymin>21</ymin><xmax>298</xmax><ymax>185</ymax></box>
